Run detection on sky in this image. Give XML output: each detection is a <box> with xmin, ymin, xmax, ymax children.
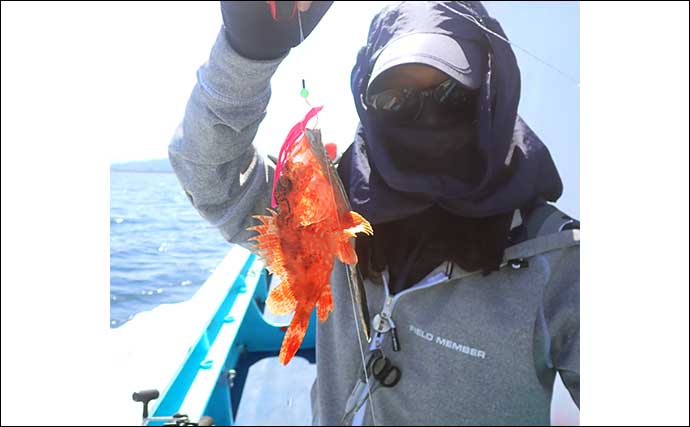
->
<box><xmin>92</xmin><ymin>1</ymin><xmax>579</xmax><ymax>216</ymax></box>
<box><xmin>482</xmin><ymin>1</ymin><xmax>580</xmax><ymax>217</ymax></box>
<box><xmin>0</xmin><ymin>1</ymin><xmax>579</xmax><ymax>215</ymax></box>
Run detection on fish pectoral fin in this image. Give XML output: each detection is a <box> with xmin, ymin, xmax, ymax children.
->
<box><xmin>342</xmin><ymin>211</ymin><xmax>373</xmax><ymax>237</ymax></box>
<box><xmin>266</xmin><ymin>280</ymin><xmax>297</xmax><ymax>315</ymax></box>
<box><xmin>336</xmin><ymin>236</ymin><xmax>358</xmax><ymax>265</ymax></box>
<box><xmin>336</xmin><ymin>211</ymin><xmax>372</xmax><ymax>265</ymax></box>
<box><xmin>316</xmin><ymin>285</ymin><xmax>333</xmax><ymax>322</ymax></box>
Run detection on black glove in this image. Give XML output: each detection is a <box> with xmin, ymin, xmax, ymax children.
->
<box><xmin>221</xmin><ymin>1</ymin><xmax>334</xmax><ymax>61</ymax></box>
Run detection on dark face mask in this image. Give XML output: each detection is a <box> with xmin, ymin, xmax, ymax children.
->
<box><xmin>365</xmin><ymin>80</ymin><xmax>485</xmax><ymax>183</ymax></box>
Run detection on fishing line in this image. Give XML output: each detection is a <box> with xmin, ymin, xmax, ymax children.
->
<box><xmin>297</xmin><ymin>11</ymin><xmax>317</xmax><ymax>124</ymax></box>
<box><xmin>345</xmin><ymin>267</ymin><xmax>379</xmax><ymax>426</ymax></box>
<box><xmin>298</xmin><ymin>8</ymin><xmax>305</xmax><ymax>43</ymax></box>
<box><xmin>436</xmin><ymin>1</ymin><xmax>580</xmax><ymax>87</ymax></box>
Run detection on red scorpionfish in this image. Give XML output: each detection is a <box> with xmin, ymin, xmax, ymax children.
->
<box><xmin>248</xmin><ymin>107</ymin><xmax>373</xmax><ymax>365</ymax></box>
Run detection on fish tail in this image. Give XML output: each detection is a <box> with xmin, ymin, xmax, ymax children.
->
<box><xmin>266</xmin><ymin>280</ymin><xmax>297</xmax><ymax>315</ymax></box>
<box><xmin>279</xmin><ymin>308</ymin><xmax>309</xmax><ymax>365</ymax></box>
<box><xmin>316</xmin><ymin>285</ymin><xmax>333</xmax><ymax>322</ymax></box>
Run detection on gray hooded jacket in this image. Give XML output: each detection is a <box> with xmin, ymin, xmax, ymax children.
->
<box><xmin>168</xmin><ymin>28</ymin><xmax>579</xmax><ymax>426</ymax></box>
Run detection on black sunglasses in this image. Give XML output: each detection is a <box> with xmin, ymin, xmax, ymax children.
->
<box><xmin>365</xmin><ymin>78</ymin><xmax>477</xmax><ymax>123</ymax></box>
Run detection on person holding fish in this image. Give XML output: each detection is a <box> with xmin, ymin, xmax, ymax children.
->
<box><xmin>169</xmin><ymin>1</ymin><xmax>580</xmax><ymax>425</ymax></box>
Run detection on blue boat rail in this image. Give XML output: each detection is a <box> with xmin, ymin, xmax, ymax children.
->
<box><xmin>128</xmin><ymin>244</ymin><xmax>317</xmax><ymax>426</ymax></box>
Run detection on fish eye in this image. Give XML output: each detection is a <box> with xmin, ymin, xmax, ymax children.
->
<box><xmin>277</xmin><ymin>175</ymin><xmax>292</xmax><ymax>193</ymax></box>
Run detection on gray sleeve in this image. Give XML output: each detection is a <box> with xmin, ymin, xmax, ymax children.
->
<box><xmin>542</xmin><ymin>245</ymin><xmax>580</xmax><ymax>408</ymax></box>
<box><xmin>168</xmin><ymin>28</ymin><xmax>285</xmax><ymax>251</ymax></box>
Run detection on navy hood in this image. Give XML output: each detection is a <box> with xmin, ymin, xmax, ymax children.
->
<box><xmin>338</xmin><ymin>1</ymin><xmax>563</xmax><ymax>224</ymax></box>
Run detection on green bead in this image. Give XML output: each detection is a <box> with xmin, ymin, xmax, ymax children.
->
<box><xmin>300</xmin><ymin>88</ymin><xmax>309</xmax><ymax>98</ymax></box>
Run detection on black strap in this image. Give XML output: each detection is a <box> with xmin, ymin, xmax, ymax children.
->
<box><xmin>508</xmin><ymin>200</ymin><xmax>579</xmax><ymax>247</ymax></box>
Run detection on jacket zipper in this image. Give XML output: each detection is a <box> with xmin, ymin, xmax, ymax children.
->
<box><xmin>371</xmin><ymin>264</ymin><xmax>453</xmax><ymax>351</ymax></box>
